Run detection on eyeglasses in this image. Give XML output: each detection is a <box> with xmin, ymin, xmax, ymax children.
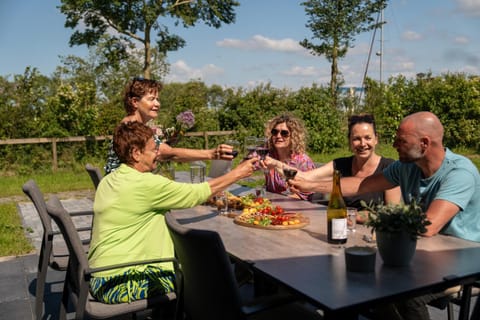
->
<box><xmin>132</xmin><ymin>76</ymin><xmax>145</xmax><ymax>82</ymax></box>
<box><xmin>271</xmin><ymin>128</ymin><xmax>290</xmax><ymax>138</ymax></box>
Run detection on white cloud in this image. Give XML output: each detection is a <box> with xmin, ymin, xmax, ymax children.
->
<box><xmin>164</xmin><ymin>60</ymin><xmax>223</xmax><ymax>83</ymax></box>
<box><xmin>401</xmin><ymin>30</ymin><xmax>423</xmax><ymax>41</ymax></box>
<box><xmin>217</xmin><ymin>34</ymin><xmax>305</xmax><ymax>53</ymax></box>
<box><xmin>282</xmin><ymin>66</ymin><xmax>319</xmax><ymax>77</ymax></box>
<box><xmin>455</xmin><ymin>0</ymin><xmax>480</xmax><ymax>16</ymax></box>
<box><xmin>454</xmin><ymin>36</ymin><xmax>469</xmax><ymax>44</ymax></box>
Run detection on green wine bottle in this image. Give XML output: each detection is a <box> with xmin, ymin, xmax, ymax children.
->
<box><xmin>327</xmin><ymin>170</ymin><xmax>347</xmax><ymax>244</ymax></box>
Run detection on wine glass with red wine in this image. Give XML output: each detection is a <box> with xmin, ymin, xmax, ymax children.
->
<box><xmin>282</xmin><ymin>163</ymin><xmax>298</xmax><ymax>195</ymax></box>
<box><xmin>284</xmin><ymin>167</ymin><xmax>298</xmax><ymax>181</ymax></box>
<box><xmin>225</xmin><ymin>139</ymin><xmax>239</xmax><ymax>158</ymax></box>
<box><xmin>244</xmin><ymin>136</ymin><xmax>258</xmax><ymax>159</ymax></box>
<box><xmin>255</xmin><ymin>137</ymin><xmax>269</xmax><ymax>160</ymax></box>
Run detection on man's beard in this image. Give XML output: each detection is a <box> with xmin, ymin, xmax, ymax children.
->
<box><xmin>398</xmin><ymin>145</ymin><xmax>423</xmax><ymax>163</ymax></box>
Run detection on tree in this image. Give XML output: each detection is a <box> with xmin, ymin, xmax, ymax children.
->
<box><xmin>300</xmin><ymin>0</ymin><xmax>386</xmax><ymax>107</ymax></box>
<box><xmin>59</xmin><ymin>0</ymin><xmax>239</xmax><ymax>78</ymax></box>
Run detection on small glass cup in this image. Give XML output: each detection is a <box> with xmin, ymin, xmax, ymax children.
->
<box><xmin>255</xmin><ymin>186</ymin><xmax>265</xmax><ymax>198</ymax></box>
<box><xmin>216</xmin><ymin>192</ymin><xmax>229</xmax><ymax>216</ymax></box>
<box><xmin>347</xmin><ymin>207</ymin><xmax>357</xmax><ymax>232</ymax></box>
<box><xmin>189</xmin><ymin>162</ymin><xmax>206</xmax><ymax>183</ymax></box>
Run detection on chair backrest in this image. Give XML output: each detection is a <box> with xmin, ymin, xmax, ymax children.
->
<box><xmin>22</xmin><ymin>180</ymin><xmax>68</xmax><ymax>319</ymax></box>
<box><xmin>22</xmin><ymin>179</ymin><xmax>55</xmax><ymax>238</ymax></box>
<box><xmin>165</xmin><ymin>212</ymin><xmax>244</xmax><ymax>320</ymax></box>
<box><xmin>208</xmin><ymin>160</ymin><xmax>232</xmax><ymax>178</ymax></box>
<box><xmin>85</xmin><ymin>163</ymin><xmax>103</xmax><ymax>190</ymax></box>
<box><xmin>46</xmin><ymin>197</ymin><xmax>92</xmax><ymax>319</ymax></box>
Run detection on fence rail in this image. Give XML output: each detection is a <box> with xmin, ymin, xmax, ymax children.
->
<box><xmin>0</xmin><ymin>130</ymin><xmax>236</xmax><ymax>171</ymax></box>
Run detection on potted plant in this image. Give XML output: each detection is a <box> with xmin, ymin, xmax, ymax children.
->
<box><xmin>361</xmin><ymin>200</ymin><xmax>431</xmax><ymax>267</ymax></box>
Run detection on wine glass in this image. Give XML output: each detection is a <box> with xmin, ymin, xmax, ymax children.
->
<box><xmin>255</xmin><ymin>137</ymin><xmax>269</xmax><ymax>160</ymax></box>
<box><xmin>225</xmin><ymin>139</ymin><xmax>240</xmax><ymax>158</ymax></box>
<box><xmin>282</xmin><ymin>163</ymin><xmax>298</xmax><ymax>195</ymax></box>
<box><xmin>255</xmin><ymin>137</ymin><xmax>269</xmax><ymax>197</ymax></box>
<box><xmin>244</xmin><ymin>136</ymin><xmax>258</xmax><ymax>159</ymax></box>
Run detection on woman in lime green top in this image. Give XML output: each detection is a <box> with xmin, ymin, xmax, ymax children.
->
<box><xmin>89</xmin><ymin>121</ymin><xmax>257</xmax><ymax>304</ymax></box>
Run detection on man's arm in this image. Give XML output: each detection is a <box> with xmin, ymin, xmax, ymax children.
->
<box><xmin>384</xmin><ymin>186</ymin><xmax>402</xmax><ymax>205</ymax></box>
<box><xmin>158</xmin><ymin>143</ymin><xmax>234</xmax><ymax>162</ymax></box>
<box><xmin>422</xmin><ymin>199</ymin><xmax>460</xmax><ymax>237</ymax></box>
<box><xmin>289</xmin><ymin>172</ymin><xmax>396</xmax><ymax>196</ymax></box>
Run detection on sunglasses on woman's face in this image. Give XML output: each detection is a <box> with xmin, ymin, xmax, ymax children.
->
<box><xmin>271</xmin><ymin>128</ymin><xmax>290</xmax><ymax>138</ymax></box>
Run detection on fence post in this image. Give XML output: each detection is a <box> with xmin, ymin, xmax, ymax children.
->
<box><xmin>204</xmin><ymin>131</ymin><xmax>208</xmax><ymax>149</ymax></box>
<box><xmin>52</xmin><ymin>138</ymin><xmax>58</xmax><ymax>172</ymax></box>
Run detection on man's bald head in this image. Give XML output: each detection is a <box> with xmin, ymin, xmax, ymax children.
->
<box><xmin>400</xmin><ymin>111</ymin><xmax>444</xmax><ymax>145</ymax></box>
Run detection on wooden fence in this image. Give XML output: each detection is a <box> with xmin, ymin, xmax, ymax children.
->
<box><xmin>0</xmin><ymin>130</ymin><xmax>236</xmax><ymax>171</ymax></box>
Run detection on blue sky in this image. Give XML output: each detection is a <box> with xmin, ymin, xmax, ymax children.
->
<box><xmin>1</xmin><ymin>0</ymin><xmax>479</xmax><ymax>90</ymax></box>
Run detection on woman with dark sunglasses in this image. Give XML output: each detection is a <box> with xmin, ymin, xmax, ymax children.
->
<box><xmin>261</xmin><ymin>113</ymin><xmax>316</xmax><ymax>200</ymax></box>
<box><xmin>104</xmin><ymin>77</ymin><xmax>234</xmax><ymax>174</ymax></box>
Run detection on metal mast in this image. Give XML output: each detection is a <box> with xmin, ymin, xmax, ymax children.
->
<box><xmin>376</xmin><ymin>8</ymin><xmax>384</xmax><ymax>85</ymax></box>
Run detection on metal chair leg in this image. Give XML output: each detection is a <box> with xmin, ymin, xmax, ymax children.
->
<box><xmin>459</xmin><ymin>284</ymin><xmax>473</xmax><ymax>320</ymax></box>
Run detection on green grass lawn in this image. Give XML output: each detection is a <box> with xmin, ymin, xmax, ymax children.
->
<box><xmin>0</xmin><ymin>202</ymin><xmax>35</xmax><ymax>256</ymax></box>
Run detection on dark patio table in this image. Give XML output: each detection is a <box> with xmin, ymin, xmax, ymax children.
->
<box><xmin>172</xmin><ymin>173</ymin><xmax>480</xmax><ymax>319</ymax></box>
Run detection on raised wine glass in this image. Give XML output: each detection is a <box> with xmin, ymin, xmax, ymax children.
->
<box><xmin>244</xmin><ymin>136</ymin><xmax>258</xmax><ymax>159</ymax></box>
<box><xmin>255</xmin><ymin>137</ymin><xmax>269</xmax><ymax>160</ymax></box>
<box><xmin>282</xmin><ymin>163</ymin><xmax>298</xmax><ymax>196</ymax></box>
<box><xmin>225</xmin><ymin>139</ymin><xmax>239</xmax><ymax>158</ymax></box>
<box><xmin>255</xmin><ymin>137</ymin><xmax>269</xmax><ymax>197</ymax></box>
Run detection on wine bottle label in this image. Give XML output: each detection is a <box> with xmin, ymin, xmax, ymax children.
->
<box><xmin>331</xmin><ymin>218</ymin><xmax>347</xmax><ymax>239</ymax></box>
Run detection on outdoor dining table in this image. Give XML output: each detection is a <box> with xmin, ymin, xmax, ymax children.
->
<box><xmin>172</xmin><ymin>173</ymin><xmax>480</xmax><ymax>319</ymax></box>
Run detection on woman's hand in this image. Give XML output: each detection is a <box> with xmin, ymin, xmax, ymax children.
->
<box><xmin>261</xmin><ymin>155</ymin><xmax>280</xmax><ymax>171</ymax></box>
<box><xmin>211</xmin><ymin>144</ymin><xmax>235</xmax><ymax>160</ymax></box>
<box><xmin>232</xmin><ymin>157</ymin><xmax>259</xmax><ymax>179</ymax></box>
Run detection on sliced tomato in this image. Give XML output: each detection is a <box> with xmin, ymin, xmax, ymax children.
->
<box><xmin>255</xmin><ymin>197</ymin><xmax>264</xmax><ymax>204</ymax></box>
<box><xmin>274</xmin><ymin>206</ymin><xmax>284</xmax><ymax>215</ymax></box>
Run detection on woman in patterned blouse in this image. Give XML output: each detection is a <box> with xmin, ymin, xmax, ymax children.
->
<box><xmin>105</xmin><ymin>77</ymin><xmax>233</xmax><ymax>174</ymax></box>
<box><xmin>261</xmin><ymin>113</ymin><xmax>316</xmax><ymax>200</ymax></box>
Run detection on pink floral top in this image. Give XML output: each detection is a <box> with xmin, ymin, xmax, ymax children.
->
<box><xmin>264</xmin><ymin>152</ymin><xmax>316</xmax><ymax>200</ymax></box>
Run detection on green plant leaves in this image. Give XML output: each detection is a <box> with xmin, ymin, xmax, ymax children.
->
<box><xmin>362</xmin><ymin>199</ymin><xmax>431</xmax><ymax>240</ymax></box>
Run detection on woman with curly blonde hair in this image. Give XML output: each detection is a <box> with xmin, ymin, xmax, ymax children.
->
<box><xmin>262</xmin><ymin>113</ymin><xmax>315</xmax><ymax>200</ymax></box>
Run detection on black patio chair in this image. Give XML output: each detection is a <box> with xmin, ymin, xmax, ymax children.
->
<box><xmin>85</xmin><ymin>163</ymin><xmax>103</xmax><ymax>190</ymax></box>
<box><xmin>208</xmin><ymin>159</ymin><xmax>232</xmax><ymax>178</ymax></box>
<box><xmin>164</xmin><ymin>212</ymin><xmax>323</xmax><ymax>320</ymax></box>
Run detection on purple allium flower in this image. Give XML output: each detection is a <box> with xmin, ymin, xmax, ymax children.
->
<box><xmin>176</xmin><ymin>110</ymin><xmax>195</xmax><ymax>129</ymax></box>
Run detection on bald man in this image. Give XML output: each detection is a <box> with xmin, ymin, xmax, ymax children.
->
<box><xmin>291</xmin><ymin>111</ymin><xmax>480</xmax><ymax>320</ymax></box>
<box><xmin>291</xmin><ymin>111</ymin><xmax>480</xmax><ymax>241</ymax></box>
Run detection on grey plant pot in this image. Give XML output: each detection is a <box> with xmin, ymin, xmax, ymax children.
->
<box><xmin>376</xmin><ymin>230</ymin><xmax>417</xmax><ymax>267</ymax></box>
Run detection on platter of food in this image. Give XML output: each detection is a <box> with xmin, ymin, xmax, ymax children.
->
<box><xmin>233</xmin><ymin>204</ymin><xmax>309</xmax><ymax>230</ymax></box>
<box><xmin>205</xmin><ymin>193</ymin><xmax>270</xmax><ymax>211</ymax></box>
<box><xmin>206</xmin><ymin>192</ymin><xmax>309</xmax><ymax>230</ymax></box>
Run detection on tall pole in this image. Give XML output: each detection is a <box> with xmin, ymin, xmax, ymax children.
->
<box><xmin>379</xmin><ymin>8</ymin><xmax>384</xmax><ymax>85</ymax></box>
